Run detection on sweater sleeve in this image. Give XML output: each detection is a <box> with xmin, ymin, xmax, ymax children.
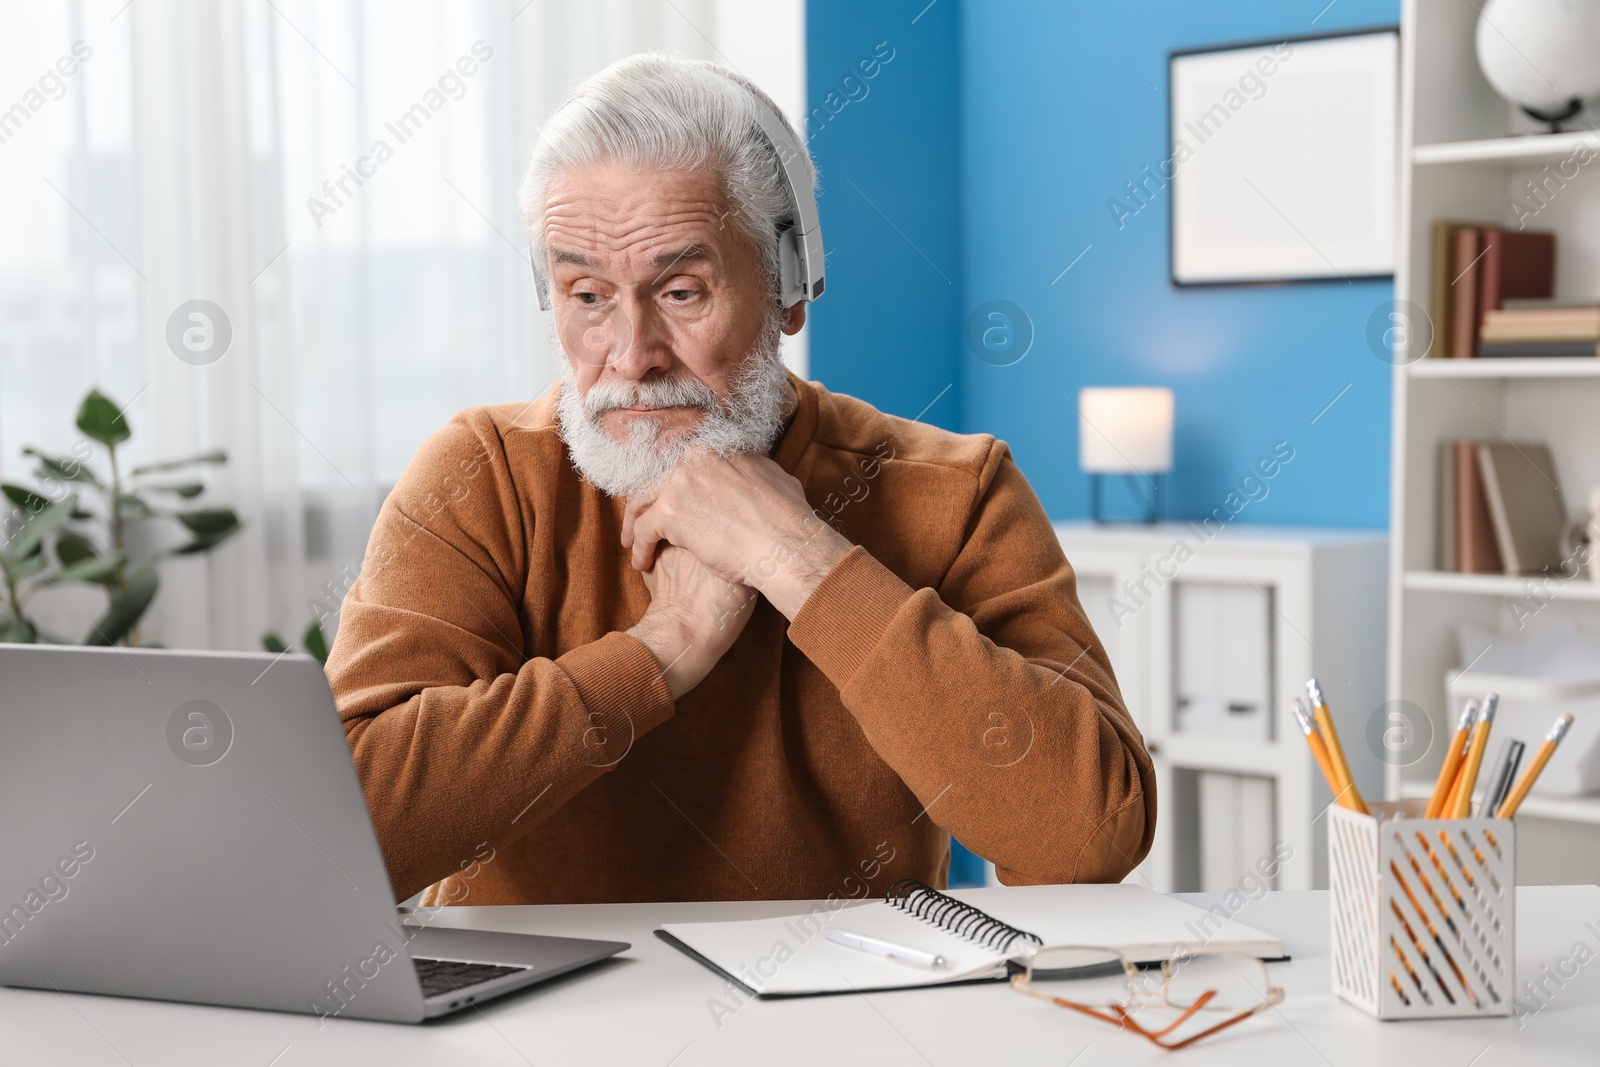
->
<box><xmin>785</xmin><ymin>441</ymin><xmax>1156</xmax><ymax>885</ymax></box>
<box><xmin>325</xmin><ymin>412</ymin><xmax>675</xmax><ymax>902</ymax></box>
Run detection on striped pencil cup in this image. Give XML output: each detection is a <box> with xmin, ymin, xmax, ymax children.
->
<box><xmin>1328</xmin><ymin>800</ymin><xmax>1514</xmax><ymax>1019</ymax></box>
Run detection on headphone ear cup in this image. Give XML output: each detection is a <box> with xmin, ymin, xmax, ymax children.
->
<box><xmin>775</xmin><ymin>223</ymin><xmax>803</xmax><ymax>308</ymax></box>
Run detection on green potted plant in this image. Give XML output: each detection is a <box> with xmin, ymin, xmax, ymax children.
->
<box><xmin>0</xmin><ymin>390</ymin><xmax>242</xmax><ymax>645</ymax></box>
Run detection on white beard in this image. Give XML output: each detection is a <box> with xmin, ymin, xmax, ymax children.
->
<box><xmin>555</xmin><ymin>309</ymin><xmax>789</xmax><ymax>499</ymax></box>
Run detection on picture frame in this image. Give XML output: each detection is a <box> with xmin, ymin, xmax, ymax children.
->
<box><xmin>1167</xmin><ymin>26</ymin><xmax>1400</xmax><ymax>287</ymax></box>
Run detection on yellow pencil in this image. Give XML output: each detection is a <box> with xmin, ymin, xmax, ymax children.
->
<box><xmin>1447</xmin><ymin>695</ymin><xmax>1497</xmax><ymax>819</ymax></box>
<box><xmin>1306</xmin><ymin>678</ymin><xmax>1368</xmax><ymax>814</ymax></box>
<box><xmin>1426</xmin><ymin>701</ymin><xmax>1478</xmax><ymax>819</ymax></box>
<box><xmin>1494</xmin><ymin>714</ymin><xmax>1575</xmax><ymax>819</ymax></box>
<box><xmin>1291</xmin><ymin>699</ymin><xmax>1342</xmax><ymax>801</ymax></box>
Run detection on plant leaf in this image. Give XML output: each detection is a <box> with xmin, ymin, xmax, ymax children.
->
<box><xmin>117</xmin><ymin>493</ymin><xmax>151</xmax><ymax>519</ymax></box>
<box><xmin>53</xmin><ymin>550</ymin><xmax>126</xmax><ymax>584</ymax></box>
<box><xmin>145</xmin><ymin>483</ymin><xmax>206</xmax><ymax>498</ymax></box>
<box><xmin>54</xmin><ymin>530</ymin><xmax>97</xmax><ymax>568</ymax></box>
<box><xmin>171</xmin><ymin>511</ymin><xmax>244</xmax><ymax>554</ymax></box>
<box><xmin>262</xmin><ymin>632</ymin><xmax>288</xmax><ymax>654</ymax></box>
<box><xmin>84</xmin><ymin>568</ymin><xmax>158</xmax><ymax>646</ymax></box>
<box><xmin>2</xmin><ymin>483</ymin><xmax>50</xmax><ymax>512</ymax></box>
<box><xmin>2</xmin><ymin>496</ymin><xmax>73</xmax><ymax>568</ymax></box>
<box><xmin>302</xmin><ymin>618</ymin><xmax>330</xmax><ymax>665</ymax></box>
<box><xmin>131</xmin><ymin>450</ymin><xmax>227</xmax><ymax>476</ymax></box>
<box><xmin>172</xmin><ymin>528</ymin><xmax>243</xmax><ymax>555</ymax></box>
<box><xmin>175</xmin><ymin>508</ymin><xmax>240</xmax><ymax>536</ymax></box>
<box><xmin>0</xmin><ymin>615</ymin><xmax>38</xmax><ymax>643</ymax></box>
<box><xmin>24</xmin><ymin>448</ymin><xmax>101</xmax><ymax>489</ymax></box>
<box><xmin>13</xmin><ymin>551</ymin><xmax>48</xmax><ymax>578</ymax></box>
<box><xmin>76</xmin><ymin>390</ymin><xmax>132</xmax><ymax>447</ymax></box>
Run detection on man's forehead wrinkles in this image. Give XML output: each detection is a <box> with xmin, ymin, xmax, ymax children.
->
<box><xmin>543</xmin><ymin>214</ymin><xmax>730</xmax><ymax>264</ymax></box>
<box><xmin>543</xmin><ymin>204</ymin><xmax>730</xmax><ymax>243</ymax></box>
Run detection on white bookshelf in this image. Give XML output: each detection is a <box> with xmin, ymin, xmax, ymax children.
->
<box><xmin>1056</xmin><ymin>523</ymin><xmax>1386</xmax><ymax>894</ymax></box>
<box><xmin>1408</xmin><ymin>357</ymin><xmax>1600</xmax><ymax>379</ymax></box>
<box><xmin>1388</xmin><ymin>1</ymin><xmax>1600</xmax><ymax>886</ymax></box>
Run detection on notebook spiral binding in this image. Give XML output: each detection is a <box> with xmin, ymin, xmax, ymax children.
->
<box><xmin>884</xmin><ymin>878</ymin><xmax>1044</xmax><ymax>954</ymax></box>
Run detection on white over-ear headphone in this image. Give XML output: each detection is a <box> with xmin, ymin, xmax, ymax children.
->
<box><xmin>529</xmin><ymin>91</ymin><xmax>824</xmax><ymax>311</ymax></box>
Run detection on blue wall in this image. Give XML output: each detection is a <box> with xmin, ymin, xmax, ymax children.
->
<box><xmin>807</xmin><ymin>0</ymin><xmax>1397</xmax><ymax>527</ymax></box>
<box><xmin>804</xmin><ymin>0</ymin><xmax>962</xmax><ymax>431</ymax></box>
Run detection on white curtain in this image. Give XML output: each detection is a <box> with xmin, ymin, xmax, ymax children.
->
<box><xmin>0</xmin><ymin>0</ymin><xmax>806</xmax><ymax>651</ymax></box>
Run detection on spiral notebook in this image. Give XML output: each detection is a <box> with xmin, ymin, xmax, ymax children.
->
<box><xmin>656</xmin><ymin>880</ymin><xmax>1284</xmax><ymax>998</ymax></box>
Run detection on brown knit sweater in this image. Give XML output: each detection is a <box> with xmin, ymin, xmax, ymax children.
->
<box><xmin>328</xmin><ymin>374</ymin><xmax>1155</xmax><ymax>906</ymax></box>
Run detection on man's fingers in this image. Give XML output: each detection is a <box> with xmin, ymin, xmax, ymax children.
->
<box><xmin>620</xmin><ymin>496</ymin><xmax>652</xmax><ymax>550</ymax></box>
<box><xmin>630</xmin><ymin>507</ymin><xmax>666</xmax><ymax>571</ymax></box>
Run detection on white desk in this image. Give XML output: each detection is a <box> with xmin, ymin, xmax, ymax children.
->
<box><xmin>6</xmin><ymin>886</ymin><xmax>1597</xmax><ymax>1065</ymax></box>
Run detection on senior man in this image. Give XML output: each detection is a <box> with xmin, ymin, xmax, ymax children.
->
<box><xmin>328</xmin><ymin>53</ymin><xmax>1155</xmax><ymax>907</ymax></box>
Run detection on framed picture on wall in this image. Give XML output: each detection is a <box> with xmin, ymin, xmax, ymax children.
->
<box><xmin>1167</xmin><ymin>27</ymin><xmax>1399</xmax><ymax>287</ymax></box>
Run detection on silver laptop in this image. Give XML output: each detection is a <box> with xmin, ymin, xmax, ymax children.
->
<box><xmin>0</xmin><ymin>643</ymin><xmax>626</xmax><ymax>1022</ymax></box>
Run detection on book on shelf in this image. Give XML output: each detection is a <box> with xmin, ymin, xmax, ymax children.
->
<box><xmin>1477</xmin><ymin>442</ymin><xmax>1568</xmax><ymax>576</ymax></box>
<box><xmin>1449</xmin><ymin>225</ymin><xmax>1485</xmax><ymax>359</ymax></box>
<box><xmin>1437</xmin><ymin>439</ymin><xmax>1567</xmax><ymax>576</ymax></box>
<box><xmin>1429</xmin><ymin>222</ymin><xmax>1558</xmax><ymax>358</ymax></box>
<box><xmin>1439</xmin><ymin>440</ymin><xmax>1503</xmax><ymax>573</ymax></box>
<box><xmin>1476</xmin><ymin>227</ymin><xmax>1556</xmax><ymax>315</ymax></box>
<box><xmin>1476</xmin><ymin>301</ymin><xmax>1600</xmax><ymax>356</ymax></box>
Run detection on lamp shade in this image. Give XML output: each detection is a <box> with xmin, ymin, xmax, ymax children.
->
<box><xmin>1078</xmin><ymin>387</ymin><xmax>1174</xmax><ymax>474</ymax></box>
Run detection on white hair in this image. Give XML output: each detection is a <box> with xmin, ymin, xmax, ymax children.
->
<box><xmin>555</xmin><ymin>304</ymin><xmax>789</xmax><ymax>499</ymax></box>
<box><xmin>519</xmin><ymin>51</ymin><xmax>814</xmax><ymax>301</ymax></box>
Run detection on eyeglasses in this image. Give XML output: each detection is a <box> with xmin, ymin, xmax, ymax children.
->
<box><xmin>1010</xmin><ymin>945</ymin><xmax>1285</xmax><ymax>1051</ymax></box>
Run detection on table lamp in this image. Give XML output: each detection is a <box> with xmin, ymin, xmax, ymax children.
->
<box><xmin>1079</xmin><ymin>387</ymin><xmax>1173</xmax><ymax>523</ymax></box>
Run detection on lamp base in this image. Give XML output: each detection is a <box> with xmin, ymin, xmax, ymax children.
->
<box><xmin>1089</xmin><ymin>472</ymin><xmax>1163</xmax><ymax>524</ymax></box>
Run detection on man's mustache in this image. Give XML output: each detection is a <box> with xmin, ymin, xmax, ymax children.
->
<box><xmin>583</xmin><ymin>376</ymin><xmax>720</xmax><ymax>416</ymax></box>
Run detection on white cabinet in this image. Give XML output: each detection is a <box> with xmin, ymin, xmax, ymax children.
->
<box><xmin>1056</xmin><ymin>522</ymin><xmax>1387</xmax><ymax>892</ymax></box>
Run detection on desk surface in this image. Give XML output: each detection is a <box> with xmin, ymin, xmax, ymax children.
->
<box><xmin>5</xmin><ymin>885</ymin><xmax>1597</xmax><ymax>1065</ymax></box>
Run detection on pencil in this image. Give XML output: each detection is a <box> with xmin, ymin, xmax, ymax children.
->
<box><xmin>1392</xmin><ymin>863</ymin><xmax>1477</xmax><ymax>1006</ymax></box>
<box><xmin>1391</xmin><ymin>934</ymin><xmax>1430</xmax><ymax>1004</ymax></box>
<box><xmin>1416</xmin><ymin>830</ymin><xmax>1467</xmax><ymax>914</ymax></box>
<box><xmin>1291</xmin><ymin>699</ymin><xmax>1342</xmax><ymax>801</ymax></box>
<box><xmin>1306</xmin><ymin>678</ymin><xmax>1368</xmax><ymax>815</ymax></box>
<box><xmin>1447</xmin><ymin>695</ymin><xmax>1497</xmax><ymax>819</ymax></box>
<box><xmin>1390</xmin><ymin>898</ymin><xmax>1454</xmax><ymax>1005</ymax></box>
<box><xmin>1425</xmin><ymin>701</ymin><xmax>1478</xmax><ymax>819</ymax></box>
<box><xmin>1404</xmin><ymin>851</ymin><xmax>1458</xmax><ymax>939</ymax></box>
<box><xmin>1494</xmin><ymin>714</ymin><xmax>1575</xmax><ymax>820</ymax></box>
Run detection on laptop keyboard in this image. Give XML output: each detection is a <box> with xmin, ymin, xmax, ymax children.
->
<box><xmin>413</xmin><ymin>957</ymin><xmax>529</xmax><ymax>999</ymax></box>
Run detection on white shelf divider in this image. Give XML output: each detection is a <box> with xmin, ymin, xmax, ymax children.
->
<box><xmin>1412</xmin><ymin>129</ymin><xmax>1599</xmax><ymax>166</ymax></box>
<box><xmin>1403</xmin><ymin>570</ymin><xmax>1600</xmax><ymax>601</ymax></box>
<box><xmin>1409</xmin><ymin>357</ymin><xmax>1600</xmax><ymax>379</ymax></box>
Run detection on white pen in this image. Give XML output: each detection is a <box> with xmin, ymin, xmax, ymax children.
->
<box><xmin>823</xmin><ymin>927</ymin><xmax>946</xmax><ymax>969</ymax></box>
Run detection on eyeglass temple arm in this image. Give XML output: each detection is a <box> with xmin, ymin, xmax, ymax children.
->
<box><xmin>1151</xmin><ymin>1005</ymin><xmax>1262</xmax><ymax>1051</ymax></box>
<box><xmin>1110</xmin><ymin>989</ymin><xmax>1215</xmax><ymax>1040</ymax></box>
<box><xmin>1136</xmin><ymin>990</ymin><xmax>1284</xmax><ymax>1052</ymax></box>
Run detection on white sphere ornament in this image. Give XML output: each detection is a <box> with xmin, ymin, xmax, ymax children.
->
<box><xmin>1475</xmin><ymin>0</ymin><xmax>1600</xmax><ymax>130</ymax></box>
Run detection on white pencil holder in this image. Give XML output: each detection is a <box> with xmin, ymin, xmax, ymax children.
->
<box><xmin>1328</xmin><ymin>800</ymin><xmax>1514</xmax><ymax>1019</ymax></box>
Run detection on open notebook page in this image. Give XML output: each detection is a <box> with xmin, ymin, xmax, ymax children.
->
<box><xmin>660</xmin><ymin>900</ymin><xmax>1010</xmax><ymax>996</ymax></box>
<box><xmin>658</xmin><ymin>883</ymin><xmax>1283</xmax><ymax>998</ymax></box>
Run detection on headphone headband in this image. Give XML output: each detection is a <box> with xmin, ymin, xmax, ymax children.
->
<box><xmin>529</xmin><ymin>89</ymin><xmax>823</xmax><ymax>311</ymax></box>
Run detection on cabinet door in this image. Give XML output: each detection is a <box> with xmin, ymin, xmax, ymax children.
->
<box><xmin>1173</xmin><ymin>581</ymin><xmax>1272</xmax><ymax>742</ymax></box>
<box><xmin>1173</xmin><ymin>582</ymin><xmax>1223</xmax><ymax>737</ymax></box>
<box><xmin>1217</xmin><ymin>583</ymin><xmax>1273</xmax><ymax>742</ymax></box>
